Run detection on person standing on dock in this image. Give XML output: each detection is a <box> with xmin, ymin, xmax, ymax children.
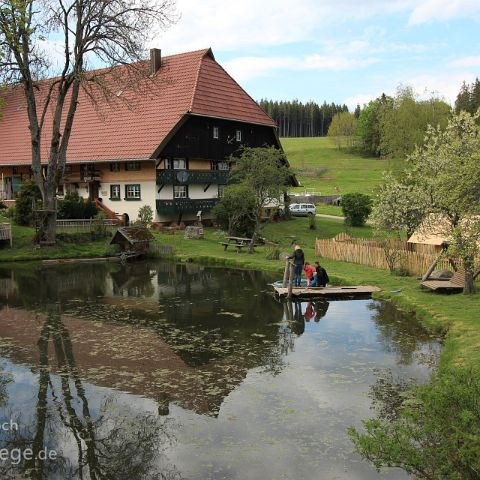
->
<box><xmin>304</xmin><ymin>262</ymin><xmax>314</xmax><ymax>287</ymax></box>
<box><xmin>289</xmin><ymin>244</ymin><xmax>305</xmax><ymax>287</ymax></box>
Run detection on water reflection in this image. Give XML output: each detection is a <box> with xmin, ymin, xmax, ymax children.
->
<box><xmin>0</xmin><ymin>261</ymin><xmax>441</xmax><ymax>479</ymax></box>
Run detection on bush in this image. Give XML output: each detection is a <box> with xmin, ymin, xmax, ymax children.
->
<box><xmin>92</xmin><ymin>211</ymin><xmax>108</xmax><ymax>237</ymax></box>
<box><xmin>341</xmin><ymin>193</ymin><xmax>372</xmax><ymax>226</ymax></box>
<box><xmin>57</xmin><ymin>191</ymin><xmax>97</xmax><ymax>219</ymax></box>
<box><xmin>138</xmin><ymin>205</ymin><xmax>153</xmax><ymax>227</ymax></box>
<box><xmin>349</xmin><ymin>368</ymin><xmax>480</xmax><ymax>479</ymax></box>
<box><xmin>14</xmin><ymin>180</ymin><xmax>42</xmax><ymax>226</ymax></box>
<box><xmin>308</xmin><ymin>213</ymin><xmax>316</xmax><ymax>230</ymax></box>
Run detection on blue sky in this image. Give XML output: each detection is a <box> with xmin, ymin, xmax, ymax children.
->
<box><xmin>154</xmin><ymin>0</ymin><xmax>480</xmax><ymax>109</ymax></box>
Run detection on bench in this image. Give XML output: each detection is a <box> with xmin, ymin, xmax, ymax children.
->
<box><xmin>422</xmin><ymin>267</ymin><xmax>480</xmax><ymax>292</ymax></box>
<box><xmin>220</xmin><ymin>242</ymin><xmax>248</xmax><ymax>253</ymax></box>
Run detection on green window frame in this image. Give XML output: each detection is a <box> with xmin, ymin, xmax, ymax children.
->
<box><xmin>110</xmin><ymin>184</ymin><xmax>121</xmax><ymax>200</ymax></box>
<box><xmin>125</xmin><ymin>184</ymin><xmax>141</xmax><ymax>200</ymax></box>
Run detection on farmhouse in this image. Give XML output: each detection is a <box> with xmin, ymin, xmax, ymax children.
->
<box><xmin>0</xmin><ymin>48</ymin><xmax>288</xmax><ymax>224</ymax></box>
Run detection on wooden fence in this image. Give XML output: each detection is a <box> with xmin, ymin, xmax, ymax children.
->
<box><xmin>0</xmin><ymin>223</ymin><xmax>12</xmax><ymax>247</ymax></box>
<box><xmin>315</xmin><ymin>233</ymin><xmax>451</xmax><ymax>276</ymax></box>
<box><xmin>56</xmin><ymin>218</ymin><xmax>118</xmax><ymax>233</ymax></box>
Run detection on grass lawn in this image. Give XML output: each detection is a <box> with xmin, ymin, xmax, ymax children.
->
<box><xmin>0</xmin><ymin>214</ymin><xmax>117</xmax><ymax>262</ymax></box>
<box><xmin>315</xmin><ymin>204</ymin><xmax>343</xmax><ymax>216</ymax></box>
<box><xmin>281</xmin><ymin>137</ymin><xmax>401</xmax><ymax>196</ymax></box>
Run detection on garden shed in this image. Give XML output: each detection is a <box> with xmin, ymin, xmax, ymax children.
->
<box><xmin>110</xmin><ymin>226</ymin><xmax>154</xmax><ymax>255</ymax></box>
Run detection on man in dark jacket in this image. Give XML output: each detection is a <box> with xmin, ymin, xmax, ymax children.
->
<box><xmin>311</xmin><ymin>261</ymin><xmax>329</xmax><ymax>287</ymax></box>
<box><xmin>288</xmin><ymin>244</ymin><xmax>305</xmax><ymax>287</ymax></box>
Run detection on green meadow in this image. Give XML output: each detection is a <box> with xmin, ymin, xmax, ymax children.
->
<box><xmin>281</xmin><ymin>136</ymin><xmax>401</xmax><ymax>196</ymax></box>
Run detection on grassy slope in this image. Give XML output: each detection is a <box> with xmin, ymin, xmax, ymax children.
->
<box><xmin>281</xmin><ymin>136</ymin><xmax>400</xmax><ymax>196</ymax></box>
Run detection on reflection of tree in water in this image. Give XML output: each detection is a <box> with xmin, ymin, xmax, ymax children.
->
<box><xmin>368</xmin><ymin>369</ymin><xmax>417</xmax><ymax>422</ymax></box>
<box><xmin>0</xmin><ymin>365</ymin><xmax>12</xmax><ymax>407</ymax></box>
<box><xmin>0</xmin><ymin>306</ymin><xmax>181</xmax><ymax>480</ymax></box>
<box><xmin>368</xmin><ymin>300</ymin><xmax>440</xmax><ymax>366</ymax></box>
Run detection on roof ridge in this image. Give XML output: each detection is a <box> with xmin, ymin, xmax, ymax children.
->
<box><xmin>188</xmin><ymin>49</ymin><xmax>212</xmax><ymax>112</ymax></box>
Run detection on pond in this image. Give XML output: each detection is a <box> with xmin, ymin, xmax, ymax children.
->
<box><xmin>0</xmin><ymin>261</ymin><xmax>441</xmax><ymax>480</ymax></box>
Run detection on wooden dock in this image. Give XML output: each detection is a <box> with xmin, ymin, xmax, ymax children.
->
<box><xmin>272</xmin><ymin>285</ymin><xmax>382</xmax><ymax>299</ymax></box>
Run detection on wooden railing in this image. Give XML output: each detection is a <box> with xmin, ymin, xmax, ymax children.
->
<box><xmin>315</xmin><ymin>234</ymin><xmax>451</xmax><ymax>276</ymax></box>
<box><xmin>0</xmin><ymin>223</ymin><xmax>12</xmax><ymax>247</ymax></box>
<box><xmin>56</xmin><ymin>219</ymin><xmax>117</xmax><ymax>233</ymax></box>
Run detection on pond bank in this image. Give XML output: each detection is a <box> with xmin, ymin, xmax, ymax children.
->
<box><xmin>1</xmin><ymin>217</ymin><xmax>478</xmax><ymax>373</ymax></box>
<box><xmin>150</xmin><ymin>228</ymin><xmax>479</xmax><ymax>375</ymax></box>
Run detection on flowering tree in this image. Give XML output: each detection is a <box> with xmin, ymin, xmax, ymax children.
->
<box><xmin>372</xmin><ymin>112</ymin><xmax>480</xmax><ymax>293</ymax></box>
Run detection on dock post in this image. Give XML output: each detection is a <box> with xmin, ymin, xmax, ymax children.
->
<box><xmin>283</xmin><ymin>259</ymin><xmax>289</xmax><ymax>287</ymax></box>
<box><xmin>287</xmin><ymin>262</ymin><xmax>294</xmax><ymax>299</ymax></box>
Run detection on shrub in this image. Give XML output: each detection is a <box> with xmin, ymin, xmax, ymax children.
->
<box><xmin>57</xmin><ymin>191</ymin><xmax>97</xmax><ymax>219</ymax></box>
<box><xmin>92</xmin><ymin>211</ymin><xmax>108</xmax><ymax>237</ymax></box>
<box><xmin>349</xmin><ymin>368</ymin><xmax>480</xmax><ymax>479</ymax></box>
<box><xmin>14</xmin><ymin>180</ymin><xmax>42</xmax><ymax>226</ymax></box>
<box><xmin>308</xmin><ymin>213</ymin><xmax>316</xmax><ymax>230</ymax></box>
<box><xmin>341</xmin><ymin>193</ymin><xmax>372</xmax><ymax>226</ymax></box>
<box><xmin>138</xmin><ymin>205</ymin><xmax>153</xmax><ymax>227</ymax></box>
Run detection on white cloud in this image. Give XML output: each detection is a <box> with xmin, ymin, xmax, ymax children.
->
<box><xmin>223</xmin><ymin>53</ymin><xmax>378</xmax><ymax>83</ymax></box>
<box><xmin>346</xmin><ymin>71</ymin><xmax>478</xmax><ymax>111</ymax></box>
<box><xmin>448</xmin><ymin>56</ymin><xmax>480</xmax><ymax>68</ymax></box>
<box><xmin>408</xmin><ymin>0</ymin><xmax>480</xmax><ymax>25</ymax></box>
<box><xmin>153</xmin><ymin>0</ymin><xmax>430</xmax><ymax>55</ymax></box>
<box><xmin>154</xmin><ymin>0</ymin><xmax>323</xmax><ymax>53</ymax></box>
<box><xmin>343</xmin><ymin>93</ymin><xmax>380</xmax><ymax>110</ymax></box>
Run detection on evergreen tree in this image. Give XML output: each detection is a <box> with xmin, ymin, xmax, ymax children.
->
<box><xmin>455</xmin><ymin>81</ymin><xmax>471</xmax><ymax>113</ymax></box>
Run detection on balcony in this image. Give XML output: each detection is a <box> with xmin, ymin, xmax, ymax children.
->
<box><xmin>156</xmin><ymin>169</ymin><xmax>228</xmax><ymax>185</ymax></box>
<box><xmin>156</xmin><ymin>198</ymin><xmax>219</xmax><ymax>214</ymax></box>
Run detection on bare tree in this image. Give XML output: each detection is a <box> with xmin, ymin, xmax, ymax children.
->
<box><xmin>0</xmin><ymin>0</ymin><xmax>175</xmax><ymax>243</ymax></box>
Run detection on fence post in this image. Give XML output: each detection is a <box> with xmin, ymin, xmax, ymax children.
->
<box><xmin>287</xmin><ymin>262</ymin><xmax>294</xmax><ymax>299</ymax></box>
<box><xmin>283</xmin><ymin>258</ymin><xmax>290</xmax><ymax>287</ymax></box>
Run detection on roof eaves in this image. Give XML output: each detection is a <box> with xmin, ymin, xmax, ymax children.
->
<box><xmin>189</xmin><ymin>112</ymin><xmax>277</xmax><ymax>128</ymax></box>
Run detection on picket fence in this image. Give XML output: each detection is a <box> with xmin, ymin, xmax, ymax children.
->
<box><xmin>315</xmin><ymin>233</ymin><xmax>450</xmax><ymax>277</ymax></box>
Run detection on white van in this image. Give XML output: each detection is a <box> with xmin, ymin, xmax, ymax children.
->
<box><xmin>289</xmin><ymin>203</ymin><xmax>316</xmax><ymax>216</ymax></box>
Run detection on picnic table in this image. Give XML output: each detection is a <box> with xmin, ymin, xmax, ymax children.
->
<box><xmin>220</xmin><ymin>236</ymin><xmax>254</xmax><ymax>253</ymax></box>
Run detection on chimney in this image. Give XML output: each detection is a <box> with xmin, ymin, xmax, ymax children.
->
<box><xmin>150</xmin><ymin>48</ymin><xmax>162</xmax><ymax>75</ymax></box>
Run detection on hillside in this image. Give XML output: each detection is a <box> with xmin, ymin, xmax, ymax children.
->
<box><xmin>281</xmin><ymin>137</ymin><xmax>401</xmax><ymax>196</ymax></box>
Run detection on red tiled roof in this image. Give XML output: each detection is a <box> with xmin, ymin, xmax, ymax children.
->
<box><xmin>0</xmin><ymin>49</ymin><xmax>275</xmax><ymax>165</ymax></box>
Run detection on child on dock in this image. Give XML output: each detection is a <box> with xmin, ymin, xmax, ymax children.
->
<box><xmin>304</xmin><ymin>262</ymin><xmax>314</xmax><ymax>287</ymax></box>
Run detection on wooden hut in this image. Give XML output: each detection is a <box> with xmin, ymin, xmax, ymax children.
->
<box><xmin>110</xmin><ymin>226</ymin><xmax>154</xmax><ymax>255</ymax></box>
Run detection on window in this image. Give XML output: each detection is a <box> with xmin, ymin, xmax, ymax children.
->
<box><xmin>110</xmin><ymin>162</ymin><xmax>120</xmax><ymax>172</ymax></box>
<box><xmin>110</xmin><ymin>184</ymin><xmax>121</xmax><ymax>200</ymax></box>
<box><xmin>213</xmin><ymin>126</ymin><xmax>219</xmax><ymax>139</ymax></box>
<box><xmin>235</xmin><ymin>130</ymin><xmax>242</xmax><ymax>142</ymax></box>
<box><xmin>218</xmin><ymin>185</ymin><xmax>225</xmax><ymax>198</ymax></box>
<box><xmin>173</xmin><ymin>185</ymin><xmax>188</xmax><ymax>199</ymax></box>
<box><xmin>217</xmin><ymin>161</ymin><xmax>229</xmax><ymax>171</ymax></box>
<box><xmin>173</xmin><ymin>158</ymin><xmax>186</xmax><ymax>170</ymax></box>
<box><xmin>125</xmin><ymin>184</ymin><xmax>141</xmax><ymax>200</ymax></box>
<box><xmin>125</xmin><ymin>161</ymin><xmax>141</xmax><ymax>171</ymax></box>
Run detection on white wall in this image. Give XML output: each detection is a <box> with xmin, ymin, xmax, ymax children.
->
<box><xmin>99</xmin><ymin>181</ymin><xmax>156</xmax><ymax>222</ymax></box>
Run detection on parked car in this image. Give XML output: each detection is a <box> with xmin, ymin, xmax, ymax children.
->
<box><xmin>289</xmin><ymin>203</ymin><xmax>316</xmax><ymax>216</ymax></box>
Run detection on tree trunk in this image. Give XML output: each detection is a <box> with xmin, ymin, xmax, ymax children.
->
<box><xmin>39</xmin><ymin>189</ymin><xmax>57</xmax><ymax>245</ymax></box>
<box><xmin>463</xmin><ymin>270</ymin><xmax>476</xmax><ymax>294</ymax></box>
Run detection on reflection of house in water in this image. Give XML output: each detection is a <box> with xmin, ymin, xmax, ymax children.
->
<box><xmin>0</xmin><ymin>262</ymin><xmax>290</xmax><ymax>416</ymax></box>
<box><xmin>0</xmin><ymin>306</ymin><xmax>252</xmax><ymax>416</ymax></box>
